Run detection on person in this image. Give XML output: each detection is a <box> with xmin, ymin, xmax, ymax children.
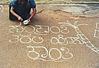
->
<box><xmin>9</xmin><ymin>0</ymin><xmax>36</xmax><ymax>24</ymax></box>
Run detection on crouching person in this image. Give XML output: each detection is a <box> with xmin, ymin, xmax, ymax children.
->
<box><xmin>9</xmin><ymin>0</ymin><xmax>36</xmax><ymax>25</ymax></box>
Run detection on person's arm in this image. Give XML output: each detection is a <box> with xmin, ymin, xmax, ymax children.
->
<box><xmin>10</xmin><ymin>7</ymin><xmax>23</xmax><ymax>21</ymax></box>
<box><xmin>28</xmin><ymin>8</ymin><xmax>36</xmax><ymax>20</ymax></box>
<box><xmin>28</xmin><ymin>0</ymin><xmax>36</xmax><ymax>21</ymax></box>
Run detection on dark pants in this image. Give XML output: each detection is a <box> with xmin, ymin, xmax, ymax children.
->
<box><xmin>9</xmin><ymin>4</ymin><xmax>31</xmax><ymax>21</ymax></box>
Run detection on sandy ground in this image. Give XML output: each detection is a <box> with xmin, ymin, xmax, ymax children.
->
<box><xmin>0</xmin><ymin>4</ymin><xmax>99</xmax><ymax>68</ymax></box>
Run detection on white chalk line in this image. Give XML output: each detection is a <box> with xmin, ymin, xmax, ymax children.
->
<box><xmin>9</xmin><ymin>34</ymin><xmax>44</xmax><ymax>44</ymax></box>
<box><xmin>9</xmin><ymin>24</ymin><xmax>70</xmax><ymax>35</ymax></box>
<box><xmin>9</xmin><ymin>35</ymin><xmax>19</xmax><ymax>43</ymax></box>
<box><xmin>27</xmin><ymin>46</ymin><xmax>73</xmax><ymax>62</ymax></box>
<box><xmin>35</xmin><ymin>25</ymin><xmax>50</xmax><ymax>35</ymax></box>
<box><xmin>60</xmin><ymin>22</ymin><xmax>99</xmax><ymax>54</ymax></box>
<box><xmin>94</xmin><ymin>23</ymin><xmax>99</xmax><ymax>39</ymax></box>
<box><xmin>51</xmin><ymin>34</ymin><xmax>83</xmax><ymax>45</ymax></box>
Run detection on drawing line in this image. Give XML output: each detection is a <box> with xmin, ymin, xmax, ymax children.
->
<box><xmin>60</xmin><ymin>22</ymin><xmax>99</xmax><ymax>54</ymax></box>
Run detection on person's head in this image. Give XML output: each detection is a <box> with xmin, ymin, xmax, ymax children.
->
<box><xmin>17</xmin><ymin>0</ymin><xmax>28</xmax><ymax>4</ymax></box>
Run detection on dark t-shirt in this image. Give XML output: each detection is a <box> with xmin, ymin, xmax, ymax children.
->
<box><xmin>9</xmin><ymin>0</ymin><xmax>36</xmax><ymax>20</ymax></box>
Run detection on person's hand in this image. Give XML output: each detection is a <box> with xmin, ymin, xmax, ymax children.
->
<box><xmin>23</xmin><ymin>19</ymin><xmax>30</xmax><ymax>25</ymax></box>
<box><xmin>17</xmin><ymin>16</ymin><xmax>23</xmax><ymax>21</ymax></box>
<box><xmin>27</xmin><ymin>19</ymin><xmax>30</xmax><ymax>22</ymax></box>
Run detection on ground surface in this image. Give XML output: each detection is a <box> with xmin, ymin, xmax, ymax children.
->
<box><xmin>0</xmin><ymin>4</ymin><xmax>99</xmax><ymax>68</ymax></box>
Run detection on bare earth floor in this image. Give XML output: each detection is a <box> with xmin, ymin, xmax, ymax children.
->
<box><xmin>0</xmin><ymin>4</ymin><xmax>99</xmax><ymax>68</ymax></box>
